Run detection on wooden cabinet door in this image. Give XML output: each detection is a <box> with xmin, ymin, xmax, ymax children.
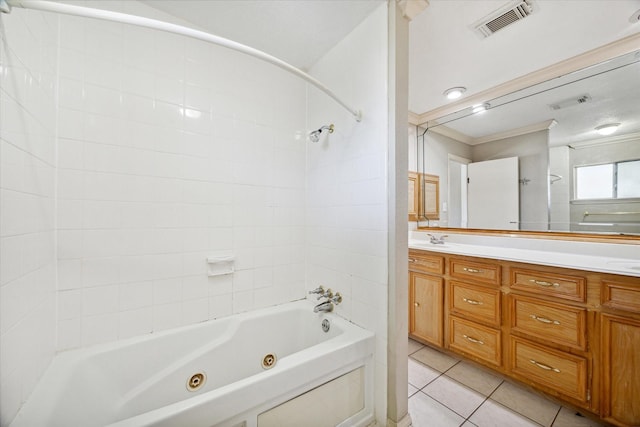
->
<box><xmin>601</xmin><ymin>314</ymin><xmax>640</xmax><ymax>426</ymax></box>
<box><xmin>409</xmin><ymin>271</ymin><xmax>444</xmax><ymax>347</ymax></box>
<box><xmin>408</xmin><ymin>172</ymin><xmax>419</xmax><ymax>221</ymax></box>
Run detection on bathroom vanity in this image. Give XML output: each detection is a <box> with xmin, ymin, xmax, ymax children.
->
<box><xmin>408</xmin><ymin>233</ymin><xmax>640</xmax><ymax>427</ymax></box>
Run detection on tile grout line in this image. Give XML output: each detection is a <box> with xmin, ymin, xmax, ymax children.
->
<box><xmin>408</xmin><ymin>345</ymin><xmax>598</xmax><ymax>427</ymax></box>
<box><xmin>548</xmin><ymin>406</ymin><xmax>562</xmax><ymax>427</ymax></box>
<box><xmin>460</xmin><ymin>379</ymin><xmax>504</xmax><ymax>426</ymax></box>
<box><xmin>482</xmin><ymin>386</ymin><xmax>547</xmax><ymax>427</ymax></box>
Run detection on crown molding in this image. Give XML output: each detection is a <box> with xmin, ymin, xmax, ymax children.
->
<box><xmin>408</xmin><ymin>110</ymin><xmax>421</xmax><ymax>125</ymax></box>
<box><xmin>427</xmin><ymin>119</ymin><xmax>555</xmax><ymax>145</ymax></box>
<box><xmin>568</xmin><ymin>131</ymin><xmax>640</xmax><ymax>150</ymax></box>
<box><xmin>397</xmin><ymin>0</ymin><xmax>429</xmax><ymax>21</ymax></box>
<box><xmin>428</xmin><ymin>125</ymin><xmax>474</xmax><ymax>145</ymax></box>
<box><xmin>472</xmin><ymin>119</ymin><xmax>557</xmax><ymax>145</ymax></box>
<box><xmin>413</xmin><ymin>32</ymin><xmax>640</xmax><ymax>126</ymax></box>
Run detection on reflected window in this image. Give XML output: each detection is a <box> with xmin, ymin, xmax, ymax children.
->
<box><xmin>575</xmin><ymin>159</ymin><xmax>640</xmax><ymax>200</ymax></box>
<box><xmin>617</xmin><ymin>160</ymin><xmax>640</xmax><ymax>198</ymax></box>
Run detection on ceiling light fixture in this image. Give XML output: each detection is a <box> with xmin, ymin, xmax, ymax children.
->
<box><xmin>472</xmin><ymin>103</ymin><xmax>490</xmax><ymax>114</ymax></box>
<box><xmin>595</xmin><ymin>123</ymin><xmax>620</xmax><ymax>136</ymax></box>
<box><xmin>444</xmin><ymin>87</ymin><xmax>466</xmax><ymax>100</ymax></box>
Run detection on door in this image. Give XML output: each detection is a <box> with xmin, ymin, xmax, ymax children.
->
<box><xmin>448</xmin><ymin>155</ymin><xmax>470</xmax><ymax>228</ymax></box>
<box><xmin>409</xmin><ymin>271</ymin><xmax>444</xmax><ymax>347</ymax></box>
<box><xmin>467</xmin><ymin>157</ymin><xmax>519</xmax><ymax>230</ymax></box>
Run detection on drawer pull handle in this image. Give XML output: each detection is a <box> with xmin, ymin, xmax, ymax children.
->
<box><xmin>463</xmin><ymin>267</ymin><xmax>482</xmax><ymax>273</ymax></box>
<box><xmin>463</xmin><ymin>335</ymin><xmax>484</xmax><ymax>345</ymax></box>
<box><xmin>529</xmin><ymin>279</ymin><xmax>560</xmax><ymax>288</ymax></box>
<box><xmin>409</xmin><ymin>258</ymin><xmax>417</xmax><ymax>263</ymax></box>
<box><xmin>463</xmin><ymin>297</ymin><xmax>483</xmax><ymax>305</ymax></box>
<box><xmin>530</xmin><ymin>314</ymin><xmax>560</xmax><ymax>325</ymax></box>
<box><xmin>529</xmin><ymin>359</ymin><xmax>561</xmax><ymax>373</ymax></box>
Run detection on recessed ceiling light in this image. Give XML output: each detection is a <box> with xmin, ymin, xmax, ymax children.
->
<box><xmin>630</xmin><ymin>8</ymin><xmax>640</xmax><ymax>23</ymax></box>
<box><xmin>595</xmin><ymin>123</ymin><xmax>620</xmax><ymax>136</ymax></box>
<box><xmin>444</xmin><ymin>87</ymin><xmax>466</xmax><ymax>100</ymax></box>
<box><xmin>472</xmin><ymin>103</ymin><xmax>490</xmax><ymax>114</ymax></box>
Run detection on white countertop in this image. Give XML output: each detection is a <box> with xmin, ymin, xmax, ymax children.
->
<box><xmin>409</xmin><ymin>232</ymin><xmax>640</xmax><ymax>278</ymax></box>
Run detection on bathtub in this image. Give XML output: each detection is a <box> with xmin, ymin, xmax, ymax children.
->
<box><xmin>11</xmin><ymin>300</ymin><xmax>375</xmax><ymax>427</ymax></box>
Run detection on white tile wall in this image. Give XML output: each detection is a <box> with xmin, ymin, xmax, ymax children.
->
<box><xmin>0</xmin><ymin>9</ymin><xmax>58</xmax><ymax>426</ymax></box>
<box><xmin>54</xmin><ymin>1</ymin><xmax>308</xmax><ymax>351</ymax></box>
<box><xmin>0</xmin><ymin>1</ymin><xmax>391</xmax><ymax>426</ymax></box>
<box><xmin>306</xmin><ymin>3</ymin><xmax>389</xmax><ymax>423</ymax></box>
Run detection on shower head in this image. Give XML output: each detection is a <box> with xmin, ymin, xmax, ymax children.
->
<box><xmin>309</xmin><ymin>124</ymin><xmax>334</xmax><ymax>143</ymax></box>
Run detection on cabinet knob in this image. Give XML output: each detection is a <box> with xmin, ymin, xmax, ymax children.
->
<box><xmin>414</xmin><ymin>302</ymin><xmax>420</xmax><ymax>307</ymax></box>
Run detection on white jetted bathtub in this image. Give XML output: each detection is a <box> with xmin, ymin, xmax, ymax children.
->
<box><xmin>11</xmin><ymin>300</ymin><xmax>375</xmax><ymax>427</ymax></box>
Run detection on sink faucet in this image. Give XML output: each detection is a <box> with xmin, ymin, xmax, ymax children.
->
<box><xmin>428</xmin><ymin>234</ymin><xmax>448</xmax><ymax>244</ymax></box>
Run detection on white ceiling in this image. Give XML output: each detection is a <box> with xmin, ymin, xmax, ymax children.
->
<box><xmin>430</xmin><ymin>53</ymin><xmax>640</xmax><ymax>146</ymax></box>
<box><xmin>142</xmin><ymin>0</ymin><xmax>384</xmax><ymax>71</ymax></box>
<box><xmin>409</xmin><ymin>0</ymin><xmax>640</xmax><ymax>114</ymax></box>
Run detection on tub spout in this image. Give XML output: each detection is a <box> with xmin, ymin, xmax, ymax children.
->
<box><xmin>314</xmin><ymin>301</ymin><xmax>334</xmax><ymax>313</ymax></box>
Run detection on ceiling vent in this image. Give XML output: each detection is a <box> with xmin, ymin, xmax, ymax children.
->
<box><xmin>473</xmin><ymin>0</ymin><xmax>535</xmax><ymax>38</ymax></box>
<box><xmin>549</xmin><ymin>94</ymin><xmax>592</xmax><ymax>111</ymax></box>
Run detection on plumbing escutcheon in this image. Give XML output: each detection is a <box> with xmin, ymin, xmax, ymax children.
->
<box><xmin>318</xmin><ymin>288</ymin><xmax>333</xmax><ymax>300</ymax></box>
<box><xmin>332</xmin><ymin>292</ymin><xmax>342</xmax><ymax>304</ymax></box>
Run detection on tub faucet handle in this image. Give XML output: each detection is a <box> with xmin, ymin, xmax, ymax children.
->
<box><xmin>332</xmin><ymin>292</ymin><xmax>342</xmax><ymax>305</ymax></box>
<box><xmin>309</xmin><ymin>285</ymin><xmax>324</xmax><ymax>295</ymax></box>
<box><xmin>318</xmin><ymin>288</ymin><xmax>333</xmax><ymax>300</ymax></box>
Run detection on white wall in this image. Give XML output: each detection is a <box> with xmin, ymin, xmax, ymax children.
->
<box><xmin>416</xmin><ymin>127</ymin><xmax>472</xmax><ymax>227</ymax></box>
<box><xmin>0</xmin><ymin>9</ymin><xmax>58</xmax><ymax>425</ymax></box>
<box><xmin>306</xmin><ymin>3</ymin><xmax>389</xmax><ymax>422</ymax></box>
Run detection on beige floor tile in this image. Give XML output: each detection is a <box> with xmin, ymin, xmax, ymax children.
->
<box><xmin>462</xmin><ymin>422</ymin><xmax>479</xmax><ymax>427</ymax></box>
<box><xmin>409</xmin><ymin>338</ymin><xmax>425</xmax><ymax>355</ymax></box>
<box><xmin>409</xmin><ymin>391</ymin><xmax>466</xmax><ymax>427</ymax></box>
<box><xmin>408</xmin><ymin>358</ymin><xmax>440</xmax><ymax>389</ymax></box>
<box><xmin>411</xmin><ymin>345</ymin><xmax>459</xmax><ymax>373</ymax></box>
<box><xmin>552</xmin><ymin>407</ymin><xmax>607</xmax><ymax>427</ymax></box>
<box><xmin>491</xmin><ymin>381</ymin><xmax>560</xmax><ymax>427</ymax></box>
<box><xmin>445</xmin><ymin>360</ymin><xmax>503</xmax><ymax>397</ymax></box>
<box><xmin>423</xmin><ymin>375</ymin><xmax>486</xmax><ymax>418</ymax></box>
<box><xmin>470</xmin><ymin>400</ymin><xmax>542</xmax><ymax>427</ymax></box>
<box><xmin>409</xmin><ymin>383</ymin><xmax>419</xmax><ymax>398</ymax></box>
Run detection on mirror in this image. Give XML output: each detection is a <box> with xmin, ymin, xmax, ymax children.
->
<box><xmin>411</xmin><ymin>48</ymin><xmax>640</xmax><ymax>235</ymax></box>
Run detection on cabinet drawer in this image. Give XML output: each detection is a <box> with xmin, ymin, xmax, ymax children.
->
<box><xmin>510</xmin><ymin>268</ymin><xmax>586</xmax><ymax>302</ymax></box>
<box><xmin>509</xmin><ymin>295</ymin><xmax>587</xmax><ymax>350</ymax></box>
<box><xmin>448</xmin><ymin>316</ymin><xmax>501</xmax><ymax>367</ymax></box>
<box><xmin>450</xmin><ymin>258</ymin><xmax>500</xmax><ymax>286</ymax></box>
<box><xmin>449</xmin><ymin>281</ymin><xmax>501</xmax><ymax>327</ymax></box>
<box><xmin>509</xmin><ymin>336</ymin><xmax>588</xmax><ymax>403</ymax></box>
<box><xmin>409</xmin><ymin>250</ymin><xmax>444</xmax><ymax>274</ymax></box>
<box><xmin>602</xmin><ymin>280</ymin><xmax>640</xmax><ymax>313</ymax></box>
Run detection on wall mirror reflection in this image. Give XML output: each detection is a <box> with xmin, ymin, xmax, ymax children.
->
<box><xmin>410</xmin><ymin>48</ymin><xmax>640</xmax><ymax>235</ymax></box>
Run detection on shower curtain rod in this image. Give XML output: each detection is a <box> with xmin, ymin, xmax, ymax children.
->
<box><xmin>2</xmin><ymin>0</ymin><xmax>363</xmax><ymax>122</ymax></box>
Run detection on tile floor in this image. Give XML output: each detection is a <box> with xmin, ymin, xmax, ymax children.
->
<box><xmin>407</xmin><ymin>339</ymin><xmax>607</xmax><ymax>427</ymax></box>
